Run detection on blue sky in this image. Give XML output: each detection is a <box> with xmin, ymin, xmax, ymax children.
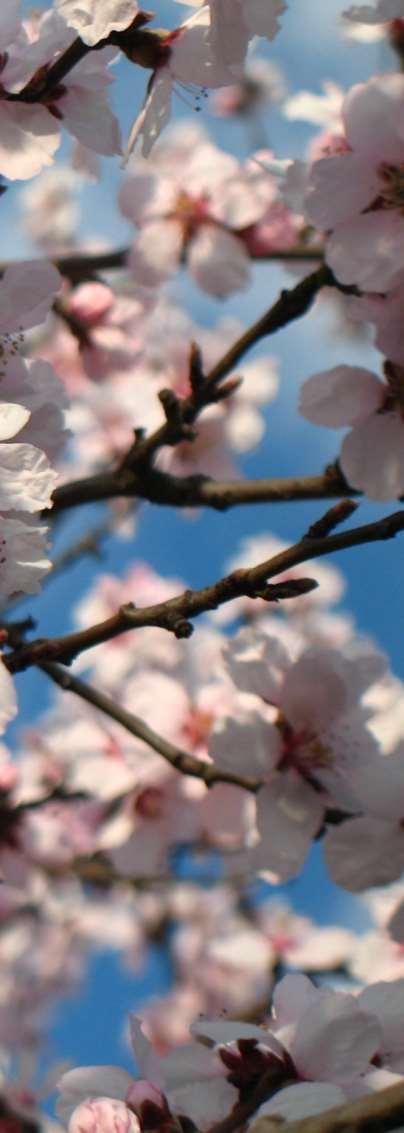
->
<box><xmin>7</xmin><ymin>0</ymin><xmax>404</xmax><ymax>1092</ymax></box>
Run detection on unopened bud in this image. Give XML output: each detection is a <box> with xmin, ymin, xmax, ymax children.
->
<box><xmin>219</xmin><ymin>1039</ymin><xmax>285</xmax><ymax>1090</ymax></box>
<box><xmin>69</xmin><ymin>1097</ymin><xmax>140</xmax><ymax>1133</ymax></box>
<box><xmin>125</xmin><ymin>1082</ymin><xmax>172</xmax><ymax>1132</ymax></box>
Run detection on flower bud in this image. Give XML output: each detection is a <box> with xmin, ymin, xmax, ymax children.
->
<box><xmin>69</xmin><ymin>1097</ymin><xmax>141</xmax><ymax>1133</ymax></box>
<box><xmin>125</xmin><ymin>1081</ymin><xmax>172</xmax><ymax>1132</ymax></box>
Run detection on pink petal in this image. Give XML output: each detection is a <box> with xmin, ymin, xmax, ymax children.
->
<box><xmin>324</xmin><ymin>816</ymin><xmax>404</xmax><ymax>891</ymax></box>
<box><xmin>254</xmin><ymin>775</ymin><xmax>324</xmax><ymax>881</ymax></box>
<box><xmin>299</xmin><ymin>366</ymin><xmax>383</xmax><ymax>427</ymax></box>
<box><xmin>341</xmin><ymin>412</ymin><xmax>404</xmax><ymax>499</ymax></box>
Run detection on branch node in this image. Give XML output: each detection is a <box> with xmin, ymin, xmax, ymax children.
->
<box><xmin>171</xmin><ymin>618</ymin><xmax>193</xmax><ymax>639</ymax></box>
<box><xmin>210</xmin><ymin>376</ymin><xmax>244</xmax><ymax>403</ymax></box>
<box><xmin>305</xmin><ymin>499</ymin><xmax>359</xmax><ymax>540</ymax></box>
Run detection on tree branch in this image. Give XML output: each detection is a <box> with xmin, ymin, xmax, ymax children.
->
<box><xmin>0</xmin><ymin>246</ymin><xmax>324</xmax><ymax>288</ymax></box>
<box><xmin>51</xmin><ymin>263</ymin><xmax>353</xmax><ymax>517</ymax></box>
<box><xmin>119</xmin><ymin>264</ymin><xmax>337</xmax><ymax>474</ymax></box>
<box><xmin>6</xmin><ymin>508</ymin><xmax>404</xmax><ymax>671</ymax></box>
<box><xmin>38</xmin><ymin>661</ymin><xmax>261</xmax><ymax>792</ymax></box>
<box><xmin>51</xmin><ymin>465</ymin><xmax>355</xmax><ymax>514</ymax></box>
<box><xmin>251</xmin><ymin>1080</ymin><xmax>404</xmax><ymax>1133</ymax></box>
<box><xmin>4</xmin><ymin>12</ymin><xmax>154</xmax><ymax>104</ymax></box>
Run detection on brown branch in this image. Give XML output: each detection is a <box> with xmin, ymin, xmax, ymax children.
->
<box><xmin>53</xmin><ymin>244</ymin><xmax>323</xmax><ymax>285</ymax></box>
<box><xmin>120</xmin><ymin>264</ymin><xmax>336</xmax><ymax>473</ymax></box>
<box><xmin>53</xmin><ymin>246</ymin><xmax>130</xmax><ymax>284</ymax></box>
<box><xmin>6</xmin><ymin>508</ymin><xmax>404</xmax><ymax>672</ymax></box>
<box><xmin>38</xmin><ymin>662</ymin><xmax>261</xmax><ymax>792</ymax></box>
<box><xmin>51</xmin><ymin>465</ymin><xmax>355</xmax><ymax>515</ymax></box>
<box><xmin>0</xmin><ymin>246</ymin><xmax>323</xmax><ymax>288</ymax></box>
<box><xmin>4</xmin><ymin>12</ymin><xmax>153</xmax><ymax>105</ymax></box>
<box><xmin>50</xmin><ymin>262</ymin><xmax>352</xmax><ymax>517</ymax></box>
<box><xmin>304</xmin><ymin>499</ymin><xmax>359</xmax><ymax>539</ymax></box>
<box><xmin>251</xmin><ymin>1080</ymin><xmax>404</xmax><ymax>1133</ymax></box>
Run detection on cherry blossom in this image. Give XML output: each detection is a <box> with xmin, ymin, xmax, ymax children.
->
<box><xmin>350</xmin><ymin>283</ymin><xmax>404</xmax><ymax>368</ymax></box>
<box><xmin>0</xmin><ymin>9</ymin><xmax>122</xmax><ymax>175</ymax></box>
<box><xmin>69</xmin><ymin>1097</ymin><xmax>141</xmax><ymax>1133</ymax></box>
<box><xmin>299</xmin><ymin>362</ymin><xmax>404</xmax><ymax>500</ymax></box>
<box><xmin>210</xmin><ymin>628</ymin><xmax>384</xmax><ymax>879</ymax></box>
<box><xmin>305</xmin><ymin>73</ymin><xmax>404</xmax><ymax>290</ymax></box>
<box><xmin>323</xmin><ymin>750</ymin><xmax>404</xmax><ymax>892</ymax></box>
<box><xmin>124</xmin><ymin>7</ymin><xmax>252</xmax><ymax>160</ymax></box>
<box><xmin>0</xmin><ymin>10</ymin><xmax>60</xmax><ymax>180</ymax></box>
<box><xmin>0</xmin><ymin>517</ymin><xmax>52</xmax><ymax>597</ymax></box>
<box><xmin>55</xmin><ymin>0</ymin><xmax>140</xmax><ymax>46</ymax></box>
<box><xmin>1</xmin><ymin>6</ymin><xmax>404</xmax><ymax>1127</ymax></box>
<box><xmin>120</xmin><ymin>128</ymin><xmax>276</xmax><ymax>295</ymax></box>
<box><xmin>58</xmin><ymin>1014</ymin><xmax>237</xmax><ymax>1132</ymax></box>
<box><xmin>193</xmin><ymin>972</ymin><xmax>382</xmax><ymax>1097</ymax></box>
<box><xmin>174</xmin><ymin>0</ymin><xmax>287</xmax><ymax>69</ymax></box>
<box><xmin>0</xmin><ymin>259</ymin><xmax>61</xmax><ymax>333</ymax></box>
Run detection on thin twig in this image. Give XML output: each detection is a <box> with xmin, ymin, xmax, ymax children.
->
<box><xmin>120</xmin><ymin>264</ymin><xmax>336</xmax><ymax>473</ymax></box>
<box><xmin>6</xmin><ymin>508</ymin><xmax>404</xmax><ymax>671</ymax></box>
<box><xmin>4</xmin><ymin>12</ymin><xmax>153</xmax><ymax>104</ymax></box>
<box><xmin>0</xmin><ymin>246</ymin><xmax>324</xmax><ymax>288</ymax></box>
<box><xmin>303</xmin><ymin>499</ymin><xmax>359</xmax><ymax>539</ymax></box>
<box><xmin>50</xmin><ymin>261</ymin><xmax>353</xmax><ymax>517</ymax></box>
<box><xmin>39</xmin><ymin>662</ymin><xmax>261</xmax><ymax>792</ymax></box>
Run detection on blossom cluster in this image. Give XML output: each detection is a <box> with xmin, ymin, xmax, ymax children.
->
<box><xmin>2</xmin><ymin>2</ymin><xmax>404</xmax><ymax>1132</ymax></box>
<box><xmin>57</xmin><ymin>969</ymin><xmax>404</xmax><ymax>1131</ymax></box>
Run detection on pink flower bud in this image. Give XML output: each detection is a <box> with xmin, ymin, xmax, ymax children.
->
<box><xmin>69</xmin><ymin>283</ymin><xmax>114</xmax><ymax>327</ymax></box>
<box><xmin>125</xmin><ymin>1081</ymin><xmax>171</xmax><ymax>1131</ymax></box>
<box><xmin>69</xmin><ymin>1097</ymin><xmax>141</xmax><ymax>1133</ymax></box>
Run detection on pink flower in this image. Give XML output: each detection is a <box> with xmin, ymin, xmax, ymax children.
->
<box><xmin>0</xmin><ymin>10</ymin><xmax>122</xmax><ymax>176</ymax></box>
<box><xmin>299</xmin><ymin>362</ymin><xmax>404</xmax><ymax>499</ymax></box>
<box><xmin>0</xmin><ymin>516</ymin><xmax>51</xmax><ymax>597</ymax></box>
<box><xmin>350</xmin><ymin>283</ymin><xmax>404</xmax><ymax>368</ymax></box>
<box><xmin>55</xmin><ymin>0</ymin><xmax>140</xmax><ymax>45</ymax></box>
<box><xmin>69</xmin><ymin>1097</ymin><xmax>140</xmax><ymax>1133</ymax></box>
<box><xmin>305</xmin><ymin>73</ymin><xmax>404</xmax><ymax>290</ymax></box>
<box><xmin>193</xmin><ymin>972</ymin><xmax>381</xmax><ymax>1092</ymax></box>
<box><xmin>120</xmin><ymin>130</ymin><xmax>274</xmax><ymax>295</ymax></box>
<box><xmin>324</xmin><ymin>749</ymin><xmax>404</xmax><ymax>891</ymax></box>
<box><xmin>0</xmin><ymin>259</ymin><xmax>61</xmax><ymax>332</ymax></box>
<box><xmin>210</xmin><ymin>629</ymin><xmax>384</xmax><ymax>879</ymax></box>
<box><xmin>58</xmin><ymin>1016</ymin><xmax>237</xmax><ymax>1133</ymax></box>
<box><xmin>174</xmin><ymin>0</ymin><xmax>287</xmax><ymax>69</ymax></box>
<box><xmin>124</xmin><ymin>7</ymin><xmax>248</xmax><ymax>160</ymax></box>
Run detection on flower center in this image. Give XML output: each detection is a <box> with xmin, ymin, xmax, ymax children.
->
<box><xmin>182</xmin><ymin>707</ymin><xmax>214</xmax><ymax>748</ymax></box>
<box><xmin>0</xmin><ymin>330</ymin><xmax>24</xmax><ymax>373</ymax></box>
<box><xmin>277</xmin><ymin>714</ymin><xmax>333</xmax><ymax>778</ymax></box>
<box><xmin>170</xmin><ymin>189</ymin><xmax>210</xmax><ymax>243</ymax></box>
<box><xmin>135</xmin><ymin>786</ymin><xmax>165</xmax><ymax>819</ymax></box>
